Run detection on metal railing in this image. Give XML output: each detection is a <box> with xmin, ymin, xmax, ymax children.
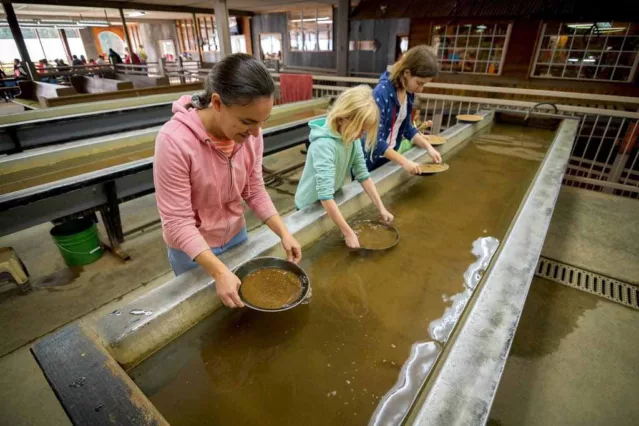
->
<box><xmin>410</xmin><ymin>94</ymin><xmax>639</xmax><ymax>199</ymax></box>
<box><xmin>286</xmin><ymin>76</ymin><xmax>639</xmax><ymax>199</ymax></box>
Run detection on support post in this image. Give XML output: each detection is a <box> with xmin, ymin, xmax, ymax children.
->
<box><xmin>336</xmin><ymin>0</ymin><xmax>351</xmax><ymax>76</ymax></box>
<box><xmin>119</xmin><ymin>8</ymin><xmax>134</xmax><ymax>55</ymax></box>
<box><xmin>192</xmin><ymin>13</ymin><xmax>204</xmax><ymax>64</ymax></box>
<box><xmin>214</xmin><ymin>0</ymin><xmax>232</xmax><ymax>58</ymax></box>
<box><xmin>58</xmin><ymin>29</ymin><xmax>73</xmax><ymax>63</ymax></box>
<box><xmin>2</xmin><ymin>0</ymin><xmax>37</xmax><ymax>80</ymax></box>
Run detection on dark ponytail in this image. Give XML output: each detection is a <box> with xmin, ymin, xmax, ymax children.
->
<box><xmin>191</xmin><ymin>53</ymin><xmax>275</xmax><ymax>109</ymax></box>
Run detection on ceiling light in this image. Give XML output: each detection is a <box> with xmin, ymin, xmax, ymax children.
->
<box><xmin>127</xmin><ymin>11</ymin><xmax>146</xmax><ymax>18</ymax></box>
<box><xmin>77</xmin><ymin>20</ymin><xmax>109</xmax><ymax>27</ymax></box>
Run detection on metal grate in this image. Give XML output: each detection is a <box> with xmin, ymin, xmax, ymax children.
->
<box><xmin>536</xmin><ymin>257</ymin><xmax>639</xmax><ymax>309</ymax></box>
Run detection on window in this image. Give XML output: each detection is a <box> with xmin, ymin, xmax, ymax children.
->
<box><xmin>196</xmin><ymin>16</ymin><xmax>219</xmax><ymax>52</ymax></box>
<box><xmin>260</xmin><ymin>33</ymin><xmax>282</xmax><ymax>60</ymax></box>
<box><xmin>531</xmin><ymin>22</ymin><xmax>639</xmax><ymax>82</ymax></box>
<box><xmin>399</xmin><ymin>36</ymin><xmax>409</xmax><ymax>54</ymax></box>
<box><xmin>432</xmin><ymin>23</ymin><xmax>511</xmax><ymax>75</ymax></box>
<box><xmin>288</xmin><ymin>7</ymin><xmax>333</xmax><ymax>52</ymax></box>
<box><xmin>231</xmin><ymin>35</ymin><xmax>246</xmax><ymax>53</ymax></box>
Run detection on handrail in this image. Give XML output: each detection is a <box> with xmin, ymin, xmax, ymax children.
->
<box><xmin>271</xmin><ymin>73</ymin><xmax>639</xmax><ymax>106</ymax></box>
<box><xmin>417</xmin><ymin>93</ymin><xmax>639</xmax><ymax>119</ymax></box>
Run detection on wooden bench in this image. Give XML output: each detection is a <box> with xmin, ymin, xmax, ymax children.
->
<box><xmin>70</xmin><ymin>76</ymin><xmax>134</xmax><ymax>94</ymax></box>
<box><xmin>39</xmin><ymin>82</ymin><xmax>202</xmax><ymax>108</ymax></box>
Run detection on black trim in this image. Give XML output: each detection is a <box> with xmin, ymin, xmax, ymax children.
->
<box><xmin>4</xmin><ymin>0</ymin><xmax>253</xmax><ymax>16</ymax></box>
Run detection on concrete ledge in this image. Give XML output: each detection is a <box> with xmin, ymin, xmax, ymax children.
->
<box><xmin>92</xmin><ymin>112</ymin><xmax>494</xmax><ymax>369</ymax></box>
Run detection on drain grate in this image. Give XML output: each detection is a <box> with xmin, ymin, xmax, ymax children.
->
<box><xmin>536</xmin><ymin>257</ymin><xmax>639</xmax><ymax>310</ymax></box>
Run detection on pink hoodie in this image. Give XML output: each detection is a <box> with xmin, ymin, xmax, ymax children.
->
<box><xmin>154</xmin><ymin>95</ymin><xmax>277</xmax><ymax>259</ymax></box>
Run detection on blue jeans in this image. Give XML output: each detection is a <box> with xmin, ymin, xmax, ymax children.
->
<box><xmin>167</xmin><ymin>227</ymin><xmax>248</xmax><ymax>276</ymax></box>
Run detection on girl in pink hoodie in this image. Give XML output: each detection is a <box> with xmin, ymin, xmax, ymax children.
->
<box><xmin>154</xmin><ymin>53</ymin><xmax>302</xmax><ymax>309</ymax></box>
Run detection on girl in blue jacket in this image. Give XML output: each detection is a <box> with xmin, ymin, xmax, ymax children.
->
<box><xmin>363</xmin><ymin>45</ymin><xmax>442</xmax><ymax>173</ymax></box>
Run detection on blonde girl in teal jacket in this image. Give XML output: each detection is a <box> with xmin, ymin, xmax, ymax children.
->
<box><xmin>295</xmin><ymin>85</ymin><xmax>394</xmax><ymax>248</ymax></box>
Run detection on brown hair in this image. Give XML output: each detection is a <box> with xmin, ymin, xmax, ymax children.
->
<box><xmin>192</xmin><ymin>53</ymin><xmax>275</xmax><ymax>109</ymax></box>
<box><xmin>389</xmin><ymin>45</ymin><xmax>439</xmax><ymax>89</ymax></box>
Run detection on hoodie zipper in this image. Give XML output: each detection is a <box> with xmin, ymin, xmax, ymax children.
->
<box><xmin>208</xmin><ymin>141</ymin><xmax>241</xmax><ymax>246</ymax></box>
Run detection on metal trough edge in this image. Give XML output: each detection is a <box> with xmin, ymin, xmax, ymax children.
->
<box><xmin>405</xmin><ymin>119</ymin><xmax>579</xmax><ymax>426</ymax></box>
<box><xmin>90</xmin><ymin>112</ymin><xmax>494</xmax><ymax>369</ymax></box>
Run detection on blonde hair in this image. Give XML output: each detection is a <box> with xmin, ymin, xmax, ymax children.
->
<box><xmin>389</xmin><ymin>45</ymin><xmax>439</xmax><ymax>89</ymax></box>
<box><xmin>326</xmin><ymin>85</ymin><xmax>379</xmax><ymax>153</ymax></box>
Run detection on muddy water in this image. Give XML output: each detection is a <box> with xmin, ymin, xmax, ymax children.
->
<box><xmin>129</xmin><ymin>123</ymin><xmax>554</xmax><ymax>426</ymax></box>
<box><xmin>240</xmin><ymin>268</ymin><xmax>303</xmax><ymax>309</ymax></box>
<box><xmin>0</xmin><ymin>109</ymin><xmax>326</xmax><ymax>195</ymax></box>
<box><xmin>352</xmin><ymin>222</ymin><xmax>398</xmax><ymax>250</ymax></box>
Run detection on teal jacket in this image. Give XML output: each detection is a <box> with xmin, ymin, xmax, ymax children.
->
<box><xmin>294</xmin><ymin>118</ymin><xmax>371</xmax><ymax>210</ymax></box>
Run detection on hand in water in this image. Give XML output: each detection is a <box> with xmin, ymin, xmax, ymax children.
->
<box><xmin>403</xmin><ymin>160</ymin><xmax>422</xmax><ymax>175</ymax></box>
<box><xmin>427</xmin><ymin>145</ymin><xmax>442</xmax><ymax>163</ymax></box>
<box><xmin>214</xmin><ymin>268</ymin><xmax>244</xmax><ymax>308</ymax></box>
<box><xmin>281</xmin><ymin>233</ymin><xmax>302</xmax><ymax>263</ymax></box>
<box><xmin>344</xmin><ymin>230</ymin><xmax>361</xmax><ymax>249</ymax></box>
<box><xmin>380</xmin><ymin>208</ymin><xmax>394</xmax><ymax>223</ymax></box>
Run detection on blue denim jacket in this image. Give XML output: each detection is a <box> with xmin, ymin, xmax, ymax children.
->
<box><xmin>362</xmin><ymin>71</ymin><xmax>419</xmax><ymax>171</ymax></box>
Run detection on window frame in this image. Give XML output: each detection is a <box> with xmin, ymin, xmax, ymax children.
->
<box><xmin>430</xmin><ymin>22</ymin><xmax>512</xmax><ymax>76</ymax></box>
<box><xmin>530</xmin><ymin>21</ymin><xmax>639</xmax><ymax>83</ymax></box>
<box><xmin>287</xmin><ymin>7</ymin><xmax>333</xmax><ymax>53</ymax></box>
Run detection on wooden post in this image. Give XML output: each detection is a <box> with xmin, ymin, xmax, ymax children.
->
<box><xmin>336</xmin><ymin>0</ymin><xmax>351</xmax><ymax>76</ymax></box>
<box><xmin>2</xmin><ymin>0</ymin><xmax>37</xmax><ymax>80</ymax></box>
<box><xmin>192</xmin><ymin>13</ymin><xmax>204</xmax><ymax>64</ymax></box>
<box><xmin>119</xmin><ymin>8</ymin><xmax>134</xmax><ymax>54</ymax></box>
<box><xmin>214</xmin><ymin>0</ymin><xmax>232</xmax><ymax>58</ymax></box>
<box><xmin>58</xmin><ymin>29</ymin><xmax>73</xmax><ymax>63</ymax></box>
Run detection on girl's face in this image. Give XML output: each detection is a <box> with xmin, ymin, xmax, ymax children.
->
<box><xmin>403</xmin><ymin>70</ymin><xmax>432</xmax><ymax>93</ymax></box>
<box><xmin>207</xmin><ymin>94</ymin><xmax>274</xmax><ymax>143</ymax></box>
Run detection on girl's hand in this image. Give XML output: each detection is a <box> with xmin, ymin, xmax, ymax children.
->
<box><xmin>214</xmin><ymin>267</ymin><xmax>244</xmax><ymax>308</ymax></box>
<box><xmin>419</xmin><ymin>120</ymin><xmax>433</xmax><ymax>131</ymax></box>
<box><xmin>402</xmin><ymin>160</ymin><xmax>422</xmax><ymax>175</ymax></box>
<box><xmin>344</xmin><ymin>230</ymin><xmax>361</xmax><ymax>249</ymax></box>
<box><xmin>281</xmin><ymin>233</ymin><xmax>302</xmax><ymax>263</ymax></box>
<box><xmin>380</xmin><ymin>208</ymin><xmax>394</xmax><ymax>223</ymax></box>
<box><xmin>427</xmin><ymin>145</ymin><xmax>442</xmax><ymax>163</ymax></box>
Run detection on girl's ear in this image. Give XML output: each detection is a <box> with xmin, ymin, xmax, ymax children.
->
<box><xmin>211</xmin><ymin>93</ymin><xmax>222</xmax><ymax>111</ymax></box>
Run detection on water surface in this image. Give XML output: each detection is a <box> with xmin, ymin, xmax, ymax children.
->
<box><xmin>130</xmin><ymin>123</ymin><xmax>554</xmax><ymax>426</ymax></box>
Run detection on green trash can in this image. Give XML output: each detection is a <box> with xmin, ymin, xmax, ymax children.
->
<box><xmin>50</xmin><ymin>219</ymin><xmax>103</xmax><ymax>267</ymax></box>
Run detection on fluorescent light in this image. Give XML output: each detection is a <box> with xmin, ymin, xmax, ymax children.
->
<box><xmin>568</xmin><ymin>58</ymin><xmax>579</xmax><ymax>62</ymax></box>
<box><xmin>567</xmin><ymin>23</ymin><xmax>596</xmax><ymax>29</ymax></box>
<box><xmin>290</xmin><ymin>17</ymin><xmax>331</xmax><ymax>23</ymax></box>
<box><xmin>583</xmin><ymin>59</ymin><xmax>596</xmax><ymax>63</ymax></box>
<box><xmin>41</xmin><ymin>19</ymin><xmax>74</xmax><ymax>23</ymax></box>
<box><xmin>127</xmin><ymin>11</ymin><xmax>146</xmax><ymax>17</ymax></box>
<box><xmin>77</xmin><ymin>20</ymin><xmax>109</xmax><ymax>27</ymax></box>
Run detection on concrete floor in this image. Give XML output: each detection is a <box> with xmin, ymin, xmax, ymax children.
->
<box><xmin>489</xmin><ymin>277</ymin><xmax>639</xmax><ymax>426</ymax></box>
<box><xmin>541</xmin><ymin>186</ymin><xmax>639</xmax><ymax>285</ymax></box>
<box><xmin>0</xmin><ymin>100</ymin><xmax>25</xmax><ymax>116</ymax></box>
